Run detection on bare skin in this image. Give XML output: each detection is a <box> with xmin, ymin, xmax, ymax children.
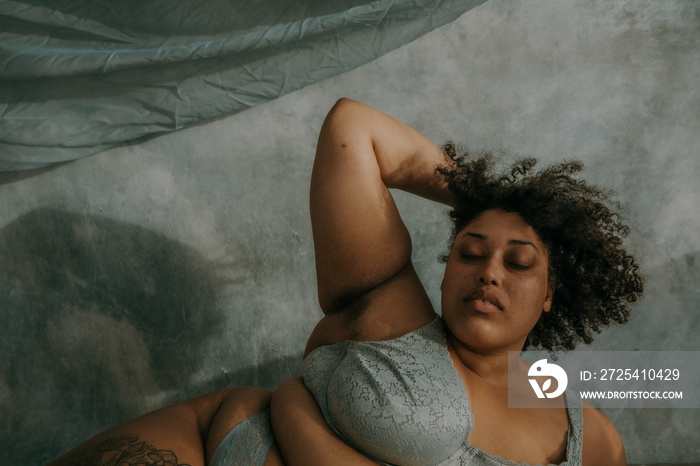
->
<box><xmin>48</xmin><ymin>98</ymin><xmax>626</xmax><ymax>466</ymax></box>
<box><xmin>271</xmin><ymin>377</ymin><xmax>378</xmax><ymax>466</ymax></box>
<box><xmin>276</xmin><ymin>98</ymin><xmax>626</xmax><ymax>465</ymax></box>
<box><xmin>47</xmin><ymin>386</ymin><xmax>284</xmax><ymax>466</ymax></box>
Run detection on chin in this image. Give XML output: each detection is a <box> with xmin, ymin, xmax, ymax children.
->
<box><xmin>447</xmin><ymin>321</ymin><xmax>501</xmax><ymax>348</ymax></box>
<box><xmin>446</xmin><ymin>320</ymin><xmax>524</xmax><ymax>353</ymax></box>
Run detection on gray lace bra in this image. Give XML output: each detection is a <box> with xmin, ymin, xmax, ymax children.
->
<box><xmin>302</xmin><ymin>317</ymin><xmax>583</xmax><ymax>466</ymax></box>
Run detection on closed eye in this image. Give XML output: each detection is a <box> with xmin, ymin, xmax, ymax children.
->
<box><xmin>507</xmin><ymin>262</ymin><xmax>532</xmax><ymax>271</ymax></box>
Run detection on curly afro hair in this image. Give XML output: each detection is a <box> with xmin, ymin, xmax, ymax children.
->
<box><xmin>436</xmin><ymin>144</ymin><xmax>644</xmax><ymax>351</ymax></box>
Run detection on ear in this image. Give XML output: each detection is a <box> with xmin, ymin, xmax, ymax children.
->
<box><xmin>542</xmin><ymin>280</ymin><xmax>555</xmax><ymax>313</ymax></box>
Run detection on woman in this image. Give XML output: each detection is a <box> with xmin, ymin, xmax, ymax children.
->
<box><xmin>48</xmin><ymin>98</ymin><xmax>643</xmax><ymax>466</ymax></box>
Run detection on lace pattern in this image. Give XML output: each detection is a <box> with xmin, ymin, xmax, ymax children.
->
<box><xmin>304</xmin><ymin>318</ymin><xmax>471</xmax><ymax>465</ymax></box>
<box><xmin>303</xmin><ymin>317</ymin><xmax>584</xmax><ymax>466</ymax></box>
<box><xmin>210</xmin><ymin>317</ymin><xmax>584</xmax><ymax>466</ymax></box>
<box><xmin>468</xmin><ymin>391</ymin><xmax>583</xmax><ymax>466</ymax></box>
<box><xmin>209</xmin><ymin>409</ymin><xmax>273</xmax><ymax>466</ymax></box>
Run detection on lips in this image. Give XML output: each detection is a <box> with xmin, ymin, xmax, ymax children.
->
<box><xmin>465</xmin><ymin>288</ymin><xmax>503</xmax><ymax>311</ymax></box>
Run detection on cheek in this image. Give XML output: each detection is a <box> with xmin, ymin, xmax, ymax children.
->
<box><xmin>441</xmin><ymin>261</ymin><xmax>458</xmax><ymax>291</ymax></box>
<box><xmin>440</xmin><ymin>268</ymin><xmax>463</xmax><ymax>312</ymax></box>
<box><xmin>510</xmin><ymin>277</ymin><xmax>550</xmax><ymax>315</ymax></box>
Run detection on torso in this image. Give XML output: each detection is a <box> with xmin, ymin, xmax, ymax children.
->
<box><xmin>449</xmin><ymin>347</ymin><xmax>570</xmax><ymax>464</ymax></box>
<box><xmin>305</xmin><ymin>266</ymin><xmax>574</xmax><ymax>465</ymax></box>
<box><xmin>305</xmin><ymin>315</ymin><xmax>576</xmax><ymax>466</ymax></box>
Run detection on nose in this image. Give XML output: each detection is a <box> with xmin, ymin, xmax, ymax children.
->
<box><xmin>478</xmin><ymin>256</ymin><xmax>502</xmax><ymax>286</ymax></box>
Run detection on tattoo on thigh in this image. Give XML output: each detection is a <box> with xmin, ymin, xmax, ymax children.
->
<box><xmin>54</xmin><ymin>435</ymin><xmax>192</xmax><ymax>466</ymax></box>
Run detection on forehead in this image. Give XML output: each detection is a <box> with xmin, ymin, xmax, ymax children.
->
<box><xmin>456</xmin><ymin>209</ymin><xmax>545</xmax><ymax>250</ymax></box>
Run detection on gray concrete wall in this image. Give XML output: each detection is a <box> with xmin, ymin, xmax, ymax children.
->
<box><xmin>1</xmin><ymin>0</ymin><xmax>698</xmax><ymax>463</ymax></box>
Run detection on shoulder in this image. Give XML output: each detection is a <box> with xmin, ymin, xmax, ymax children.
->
<box><xmin>581</xmin><ymin>400</ymin><xmax>626</xmax><ymax>465</ymax></box>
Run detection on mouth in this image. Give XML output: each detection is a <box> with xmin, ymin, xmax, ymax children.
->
<box><xmin>465</xmin><ymin>288</ymin><xmax>503</xmax><ymax>312</ymax></box>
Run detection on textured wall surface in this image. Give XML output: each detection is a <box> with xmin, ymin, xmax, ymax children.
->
<box><xmin>1</xmin><ymin>0</ymin><xmax>698</xmax><ymax>464</ymax></box>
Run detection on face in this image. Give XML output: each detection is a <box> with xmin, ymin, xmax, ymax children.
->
<box><xmin>441</xmin><ymin>209</ymin><xmax>554</xmax><ymax>352</ymax></box>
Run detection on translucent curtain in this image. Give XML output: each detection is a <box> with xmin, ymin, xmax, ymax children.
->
<box><xmin>0</xmin><ymin>0</ymin><xmax>487</xmax><ymax>171</ymax></box>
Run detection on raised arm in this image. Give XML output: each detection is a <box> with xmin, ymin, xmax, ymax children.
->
<box><xmin>306</xmin><ymin>98</ymin><xmax>455</xmax><ymax>350</ymax></box>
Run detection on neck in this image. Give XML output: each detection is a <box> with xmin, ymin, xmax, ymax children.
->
<box><xmin>447</xmin><ymin>332</ymin><xmax>526</xmax><ymax>389</ymax></box>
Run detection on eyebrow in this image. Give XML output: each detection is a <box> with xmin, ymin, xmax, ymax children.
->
<box><xmin>461</xmin><ymin>232</ymin><xmax>539</xmax><ymax>251</ymax></box>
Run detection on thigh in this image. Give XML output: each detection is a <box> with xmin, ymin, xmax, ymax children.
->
<box><xmin>47</xmin><ymin>386</ymin><xmax>279</xmax><ymax>466</ymax></box>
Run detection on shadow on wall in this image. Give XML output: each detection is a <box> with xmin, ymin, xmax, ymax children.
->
<box><xmin>0</xmin><ymin>208</ymin><xmax>294</xmax><ymax>465</ymax></box>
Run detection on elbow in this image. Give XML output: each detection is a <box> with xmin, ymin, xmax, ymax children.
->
<box><xmin>270</xmin><ymin>377</ymin><xmax>295</xmax><ymax>416</ymax></box>
<box><xmin>270</xmin><ymin>377</ymin><xmax>306</xmax><ymax>426</ymax></box>
<box><xmin>323</xmin><ymin>97</ymin><xmax>371</xmax><ymax>127</ymax></box>
<box><xmin>331</xmin><ymin>97</ymin><xmax>359</xmax><ymax>111</ymax></box>
<box><xmin>320</xmin><ymin>98</ymin><xmax>366</xmax><ymax>135</ymax></box>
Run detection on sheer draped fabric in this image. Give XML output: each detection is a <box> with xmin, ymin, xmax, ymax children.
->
<box><xmin>0</xmin><ymin>0</ymin><xmax>487</xmax><ymax>171</ymax></box>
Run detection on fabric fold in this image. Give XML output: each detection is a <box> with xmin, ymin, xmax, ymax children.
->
<box><xmin>0</xmin><ymin>0</ymin><xmax>488</xmax><ymax>171</ymax></box>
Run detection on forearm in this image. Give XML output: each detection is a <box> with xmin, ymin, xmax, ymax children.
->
<box><xmin>317</xmin><ymin>98</ymin><xmax>456</xmax><ymax>206</ymax></box>
<box><xmin>270</xmin><ymin>377</ymin><xmax>378</xmax><ymax>466</ymax></box>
